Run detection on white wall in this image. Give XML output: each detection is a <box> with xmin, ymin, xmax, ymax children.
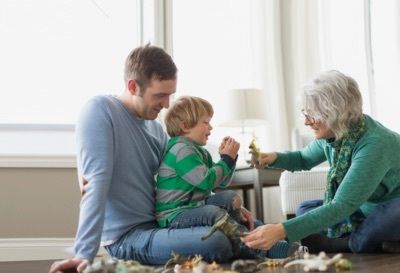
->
<box><xmin>0</xmin><ymin>167</ymin><xmax>80</xmax><ymax>238</ymax></box>
<box><xmin>0</xmin><ymin>167</ymin><xmax>83</xmax><ymax>261</ymax></box>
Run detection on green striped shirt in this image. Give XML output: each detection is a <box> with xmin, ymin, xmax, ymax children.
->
<box><xmin>155</xmin><ymin>136</ymin><xmax>235</xmax><ymax>227</ymax></box>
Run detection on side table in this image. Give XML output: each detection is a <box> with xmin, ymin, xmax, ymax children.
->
<box><xmin>229</xmin><ymin>166</ymin><xmax>282</xmax><ymax>222</ymax></box>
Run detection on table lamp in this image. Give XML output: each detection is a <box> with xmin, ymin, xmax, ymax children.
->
<box><xmin>220</xmin><ymin>88</ymin><xmax>267</xmax><ymax>164</ymax></box>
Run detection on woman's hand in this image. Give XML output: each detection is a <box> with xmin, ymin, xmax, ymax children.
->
<box><xmin>255</xmin><ymin>152</ymin><xmax>278</xmax><ymax>169</ymax></box>
<box><xmin>49</xmin><ymin>257</ymin><xmax>90</xmax><ymax>273</ymax></box>
<box><xmin>241</xmin><ymin>223</ymin><xmax>286</xmax><ymax>250</ymax></box>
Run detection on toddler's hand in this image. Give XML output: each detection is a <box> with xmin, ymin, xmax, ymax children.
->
<box><xmin>218</xmin><ymin>136</ymin><xmax>230</xmax><ymax>153</ymax></box>
<box><xmin>219</xmin><ymin>137</ymin><xmax>240</xmax><ymax>159</ymax></box>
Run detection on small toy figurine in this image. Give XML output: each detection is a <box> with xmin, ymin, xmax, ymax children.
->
<box><xmin>164</xmin><ymin>251</ymin><xmax>203</xmax><ymax>270</ymax></box>
<box><xmin>335</xmin><ymin>258</ymin><xmax>352</xmax><ymax>271</ymax></box>
<box><xmin>257</xmin><ymin>245</ymin><xmax>309</xmax><ymax>269</ymax></box>
<box><xmin>257</xmin><ymin>259</ymin><xmax>283</xmax><ymax>268</ymax></box>
<box><xmin>231</xmin><ymin>260</ymin><xmax>258</xmax><ymax>273</ymax></box>
<box><xmin>248</xmin><ymin>138</ymin><xmax>261</xmax><ymax>167</ymax></box>
<box><xmin>83</xmin><ymin>259</ymin><xmax>116</xmax><ymax>273</ymax></box>
<box><xmin>192</xmin><ymin>261</ymin><xmax>222</xmax><ymax>273</ymax></box>
<box><xmin>284</xmin><ymin>251</ymin><xmax>343</xmax><ymax>272</ymax></box>
<box><xmin>82</xmin><ymin>258</ymin><xmax>158</xmax><ymax>273</ymax></box>
<box><xmin>201</xmin><ymin>214</ymin><xmax>244</xmax><ymax>240</ymax></box>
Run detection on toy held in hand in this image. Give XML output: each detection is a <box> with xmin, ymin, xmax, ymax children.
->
<box><xmin>248</xmin><ymin>138</ymin><xmax>262</xmax><ymax>167</ymax></box>
<box><xmin>201</xmin><ymin>214</ymin><xmax>244</xmax><ymax>240</ymax></box>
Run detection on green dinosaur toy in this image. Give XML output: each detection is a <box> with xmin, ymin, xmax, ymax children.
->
<box><xmin>201</xmin><ymin>214</ymin><xmax>244</xmax><ymax>240</ymax></box>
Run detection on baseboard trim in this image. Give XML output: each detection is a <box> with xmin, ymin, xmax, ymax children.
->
<box><xmin>0</xmin><ymin>238</ymin><xmax>105</xmax><ymax>262</ymax></box>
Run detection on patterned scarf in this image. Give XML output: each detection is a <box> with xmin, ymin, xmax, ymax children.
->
<box><xmin>324</xmin><ymin>116</ymin><xmax>366</xmax><ymax>238</ymax></box>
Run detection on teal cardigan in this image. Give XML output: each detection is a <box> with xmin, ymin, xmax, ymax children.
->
<box><xmin>271</xmin><ymin>115</ymin><xmax>400</xmax><ymax>242</ymax></box>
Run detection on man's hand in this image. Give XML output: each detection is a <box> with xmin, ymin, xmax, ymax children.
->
<box><xmin>49</xmin><ymin>258</ymin><xmax>90</xmax><ymax>273</ymax></box>
<box><xmin>241</xmin><ymin>223</ymin><xmax>286</xmax><ymax>250</ymax></box>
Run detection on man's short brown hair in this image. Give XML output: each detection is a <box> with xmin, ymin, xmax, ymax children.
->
<box><xmin>124</xmin><ymin>44</ymin><xmax>177</xmax><ymax>90</ymax></box>
<box><xmin>165</xmin><ymin>96</ymin><xmax>214</xmax><ymax>137</ymax></box>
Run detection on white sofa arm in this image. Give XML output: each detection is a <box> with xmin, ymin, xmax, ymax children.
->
<box><xmin>279</xmin><ymin>167</ymin><xmax>328</xmax><ymax>218</ymax></box>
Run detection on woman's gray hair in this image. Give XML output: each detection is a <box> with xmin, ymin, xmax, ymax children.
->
<box><xmin>302</xmin><ymin>70</ymin><xmax>363</xmax><ymax>139</ymax></box>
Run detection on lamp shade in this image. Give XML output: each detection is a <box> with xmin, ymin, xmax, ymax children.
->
<box><xmin>221</xmin><ymin>88</ymin><xmax>267</xmax><ymax>127</ymax></box>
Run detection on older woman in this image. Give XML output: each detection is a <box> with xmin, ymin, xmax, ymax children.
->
<box><xmin>242</xmin><ymin>70</ymin><xmax>400</xmax><ymax>253</ymax></box>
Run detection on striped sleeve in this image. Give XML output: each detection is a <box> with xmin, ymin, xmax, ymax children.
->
<box><xmin>155</xmin><ymin>141</ymin><xmax>236</xmax><ymax>227</ymax></box>
<box><xmin>172</xmin><ymin>145</ymin><xmax>231</xmax><ymax>190</ymax></box>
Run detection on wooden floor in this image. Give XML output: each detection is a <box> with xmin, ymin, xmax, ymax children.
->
<box><xmin>1</xmin><ymin>254</ymin><xmax>399</xmax><ymax>273</ymax></box>
<box><xmin>0</xmin><ymin>259</ymin><xmax>55</xmax><ymax>273</ymax></box>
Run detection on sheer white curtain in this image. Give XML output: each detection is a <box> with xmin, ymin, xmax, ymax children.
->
<box><xmin>287</xmin><ymin>0</ymin><xmax>371</xmax><ymax>143</ymax></box>
<box><xmin>318</xmin><ymin>0</ymin><xmax>371</xmax><ymax>114</ymax></box>
<box><xmin>370</xmin><ymin>0</ymin><xmax>400</xmax><ymax>133</ymax></box>
<box><xmin>281</xmin><ymin>0</ymin><xmax>400</xmax><ymax>147</ymax></box>
<box><xmin>252</xmin><ymin>0</ymin><xmax>323</xmax><ymax>149</ymax></box>
<box><xmin>172</xmin><ymin>0</ymin><xmax>292</xmax><ymax>157</ymax></box>
<box><xmin>172</xmin><ymin>0</ymin><xmax>264</xmax><ymax>162</ymax></box>
<box><xmin>249</xmin><ymin>1</ymin><xmax>290</xmax><ymax>151</ymax></box>
<box><xmin>316</xmin><ymin>0</ymin><xmax>400</xmax><ymax>134</ymax></box>
<box><xmin>268</xmin><ymin>0</ymin><xmax>322</xmax><ymax>148</ymax></box>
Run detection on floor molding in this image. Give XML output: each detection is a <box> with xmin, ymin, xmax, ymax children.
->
<box><xmin>0</xmin><ymin>238</ymin><xmax>106</xmax><ymax>261</ymax></box>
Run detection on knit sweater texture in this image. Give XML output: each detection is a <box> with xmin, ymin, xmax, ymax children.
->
<box><xmin>74</xmin><ymin>95</ymin><xmax>167</xmax><ymax>260</ymax></box>
<box><xmin>271</xmin><ymin>115</ymin><xmax>400</xmax><ymax>242</ymax></box>
<box><xmin>155</xmin><ymin>136</ymin><xmax>235</xmax><ymax>227</ymax></box>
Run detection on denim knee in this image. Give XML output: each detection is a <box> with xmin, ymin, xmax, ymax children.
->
<box><xmin>348</xmin><ymin>198</ymin><xmax>400</xmax><ymax>253</ymax></box>
<box><xmin>217</xmin><ymin>189</ymin><xmax>240</xmax><ymax>201</ymax></box>
<box><xmin>207</xmin><ymin>190</ymin><xmax>241</xmax><ymax>211</ymax></box>
<box><xmin>201</xmin><ymin>231</ymin><xmax>233</xmax><ymax>262</ymax></box>
<box><xmin>202</xmin><ymin>205</ymin><xmax>227</xmax><ymax>222</ymax></box>
<box><xmin>296</xmin><ymin>199</ymin><xmax>323</xmax><ymax>216</ymax></box>
<box><xmin>348</xmin><ymin>234</ymin><xmax>362</xmax><ymax>253</ymax></box>
<box><xmin>348</xmin><ymin>232</ymin><xmax>376</xmax><ymax>253</ymax></box>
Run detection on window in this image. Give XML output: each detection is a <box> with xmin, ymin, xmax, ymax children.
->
<box><xmin>0</xmin><ymin>0</ymin><xmax>149</xmax><ymax>165</ymax></box>
<box><xmin>319</xmin><ymin>0</ymin><xmax>400</xmax><ymax>133</ymax></box>
<box><xmin>0</xmin><ymin>0</ymin><xmax>141</xmax><ymax>124</ymax></box>
<box><xmin>370</xmin><ymin>0</ymin><xmax>400</xmax><ymax>133</ymax></box>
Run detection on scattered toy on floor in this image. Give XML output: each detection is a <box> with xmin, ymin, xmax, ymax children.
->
<box><xmin>164</xmin><ymin>251</ymin><xmax>203</xmax><ymax>270</ymax></box>
<box><xmin>335</xmin><ymin>258</ymin><xmax>352</xmax><ymax>271</ymax></box>
<box><xmin>257</xmin><ymin>245</ymin><xmax>309</xmax><ymax>269</ymax></box>
<box><xmin>284</xmin><ymin>251</ymin><xmax>343</xmax><ymax>272</ymax></box>
<box><xmin>82</xmin><ymin>258</ymin><xmax>160</xmax><ymax>273</ymax></box>
<box><xmin>231</xmin><ymin>260</ymin><xmax>258</xmax><ymax>273</ymax></box>
<box><xmin>162</xmin><ymin>253</ymin><xmax>225</xmax><ymax>273</ymax></box>
<box><xmin>257</xmin><ymin>259</ymin><xmax>284</xmax><ymax>268</ymax></box>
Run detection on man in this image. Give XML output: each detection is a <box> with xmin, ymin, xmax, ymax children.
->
<box><xmin>49</xmin><ymin>45</ymin><xmax>233</xmax><ymax>273</ymax></box>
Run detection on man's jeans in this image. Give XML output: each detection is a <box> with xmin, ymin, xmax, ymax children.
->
<box><xmin>106</xmin><ymin>190</ymin><xmax>265</xmax><ymax>264</ymax></box>
<box><xmin>105</xmin><ymin>222</ymin><xmax>233</xmax><ymax>265</ymax></box>
<box><xmin>296</xmin><ymin>197</ymin><xmax>400</xmax><ymax>253</ymax></box>
<box><xmin>167</xmin><ymin>190</ymin><xmax>273</xmax><ymax>259</ymax></box>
